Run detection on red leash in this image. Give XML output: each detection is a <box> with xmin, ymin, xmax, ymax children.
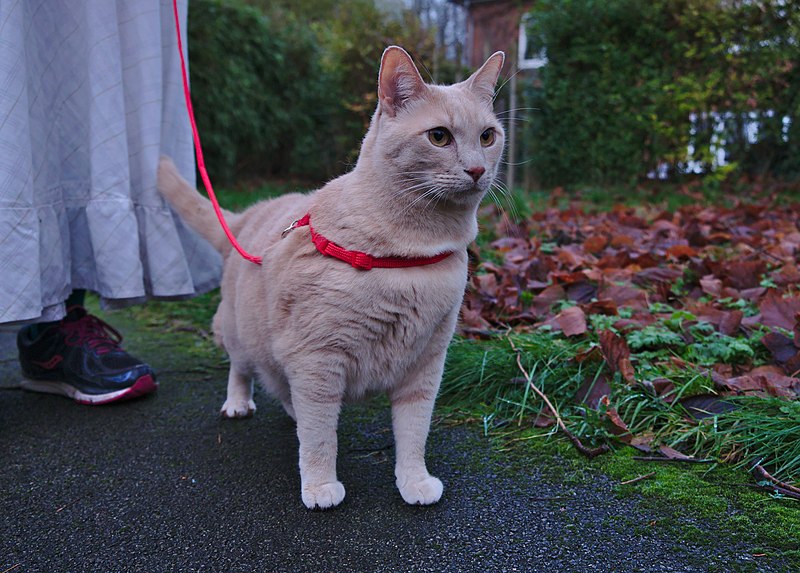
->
<box><xmin>171</xmin><ymin>0</ymin><xmax>262</xmax><ymax>265</ymax></box>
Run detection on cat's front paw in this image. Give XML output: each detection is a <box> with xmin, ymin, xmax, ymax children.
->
<box><xmin>397</xmin><ymin>475</ymin><xmax>443</xmax><ymax>506</ymax></box>
<box><xmin>220</xmin><ymin>398</ymin><xmax>256</xmax><ymax>419</ymax></box>
<box><xmin>301</xmin><ymin>481</ymin><xmax>345</xmax><ymax>510</ymax></box>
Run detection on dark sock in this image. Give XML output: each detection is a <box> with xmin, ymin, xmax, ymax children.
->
<box><xmin>66</xmin><ymin>289</ymin><xmax>86</xmax><ymax>308</ymax></box>
<box><xmin>28</xmin><ymin>290</ymin><xmax>87</xmax><ymax>338</ymax></box>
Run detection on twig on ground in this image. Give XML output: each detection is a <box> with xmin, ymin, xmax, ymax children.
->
<box><xmin>620</xmin><ymin>472</ymin><xmax>656</xmax><ymax>485</ymax></box>
<box><xmin>731</xmin><ymin>483</ymin><xmax>800</xmax><ymax>500</ymax></box>
<box><xmin>55</xmin><ymin>495</ymin><xmax>86</xmax><ymax>514</ymax></box>
<box><xmin>751</xmin><ymin>483</ymin><xmax>800</xmax><ymax>501</ymax></box>
<box><xmin>508</xmin><ymin>337</ymin><xmax>609</xmax><ymax>459</ymax></box>
<box><xmin>633</xmin><ymin>456</ymin><xmax>715</xmax><ymax>464</ymax></box>
<box><xmin>753</xmin><ymin>464</ymin><xmax>800</xmax><ymax>499</ymax></box>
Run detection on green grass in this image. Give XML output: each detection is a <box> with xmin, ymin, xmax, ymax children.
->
<box><xmin>440</xmin><ymin>331</ymin><xmax>597</xmax><ymax>432</ymax></box>
<box><xmin>210</xmin><ymin>181</ymin><xmax>311</xmax><ymax>211</ymax></box>
<box><xmin>437</xmin><ymin>411</ymin><xmax>799</xmax><ymax>568</ymax></box>
<box><xmin>442</xmin><ymin>328</ymin><xmax>800</xmax><ymax>482</ymax></box>
<box><xmin>511</xmin><ymin>177</ymin><xmax>800</xmax><ymax>215</ymax></box>
<box><xmin>685</xmin><ymin>398</ymin><xmax>800</xmax><ymax>480</ymax></box>
<box><xmin>454</xmin><ymin>180</ymin><xmax>800</xmax><ymax>564</ymax></box>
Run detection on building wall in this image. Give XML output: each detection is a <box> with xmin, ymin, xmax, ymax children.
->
<box><xmin>464</xmin><ymin>0</ymin><xmax>534</xmax><ymax>74</ymax></box>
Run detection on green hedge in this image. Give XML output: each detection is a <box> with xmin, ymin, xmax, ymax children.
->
<box><xmin>187</xmin><ymin>0</ymin><xmax>446</xmax><ymax>184</ymax></box>
<box><xmin>524</xmin><ymin>0</ymin><xmax>800</xmax><ymax>186</ymax></box>
<box><xmin>187</xmin><ymin>0</ymin><xmax>337</xmax><ymax>182</ymax></box>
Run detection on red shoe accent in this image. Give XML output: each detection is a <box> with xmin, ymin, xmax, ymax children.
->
<box><xmin>74</xmin><ymin>374</ymin><xmax>158</xmax><ymax>406</ymax></box>
<box><xmin>61</xmin><ymin>308</ymin><xmax>123</xmax><ymax>355</ymax></box>
<box><xmin>31</xmin><ymin>355</ymin><xmax>64</xmax><ymax>370</ymax></box>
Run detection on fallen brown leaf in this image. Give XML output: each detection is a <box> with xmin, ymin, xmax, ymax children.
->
<box><xmin>599</xmin><ymin>330</ymin><xmax>635</xmax><ymax>384</ymax></box>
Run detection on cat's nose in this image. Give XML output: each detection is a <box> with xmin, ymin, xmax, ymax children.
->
<box><xmin>465</xmin><ymin>166</ymin><xmax>485</xmax><ymax>182</ymax></box>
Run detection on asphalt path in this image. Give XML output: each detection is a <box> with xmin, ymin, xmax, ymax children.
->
<box><xmin>0</xmin><ymin>325</ymin><xmax>790</xmax><ymax>573</ymax></box>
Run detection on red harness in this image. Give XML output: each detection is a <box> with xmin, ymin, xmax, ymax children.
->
<box><xmin>285</xmin><ymin>214</ymin><xmax>453</xmax><ymax>271</ymax></box>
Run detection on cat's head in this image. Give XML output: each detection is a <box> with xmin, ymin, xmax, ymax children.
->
<box><xmin>363</xmin><ymin>46</ymin><xmax>505</xmax><ymax>209</ymax></box>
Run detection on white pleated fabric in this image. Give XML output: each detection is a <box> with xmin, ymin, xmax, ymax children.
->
<box><xmin>0</xmin><ymin>0</ymin><xmax>222</xmax><ymax>324</ymax></box>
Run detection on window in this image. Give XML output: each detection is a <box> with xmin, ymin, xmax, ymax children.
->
<box><xmin>518</xmin><ymin>13</ymin><xmax>547</xmax><ymax>69</ymax></box>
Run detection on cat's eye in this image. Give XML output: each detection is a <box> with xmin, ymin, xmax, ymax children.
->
<box><xmin>427</xmin><ymin>127</ymin><xmax>452</xmax><ymax>147</ymax></box>
<box><xmin>480</xmin><ymin>128</ymin><xmax>495</xmax><ymax>147</ymax></box>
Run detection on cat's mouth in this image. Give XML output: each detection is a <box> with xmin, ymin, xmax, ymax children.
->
<box><xmin>401</xmin><ymin>174</ymin><xmax>489</xmax><ymax>210</ymax></box>
<box><xmin>460</xmin><ymin>176</ymin><xmax>491</xmax><ymax>195</ymax></box>
<box><xmin>437</xmin><ymin>182</ymin><xmax>488</xmax><ymax>205</ymax></box>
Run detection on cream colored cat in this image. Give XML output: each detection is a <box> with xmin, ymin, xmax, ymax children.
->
<box><xmin>158</xmin><ymin>46</ymin><xmax>505</xmax><ymax>509</ymax></box>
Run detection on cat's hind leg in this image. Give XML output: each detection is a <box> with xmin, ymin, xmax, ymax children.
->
<box><xmin>254</xmin><ymin>366</ymin><xmax>296</xmax><ymax>421</ymax></box>
<box><xmin>213</xmin><ymin>309</ymin><xmax>254</xmax><ymax>418</ymax></box>
<box><xmin>220</xmin><ymin>363</ymin><xmax>256</xmax><ymax>418</ymax></box>
<box><xmin>281</xmin><ymin>398</ymin><xmax>296</xmax><ymax>421</ymax></box>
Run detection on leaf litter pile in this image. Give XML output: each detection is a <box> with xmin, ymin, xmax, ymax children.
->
<box><xmin>443</xmin><ymin>195</ymin><xmax>800</xmax><ymax>497</ymax></box>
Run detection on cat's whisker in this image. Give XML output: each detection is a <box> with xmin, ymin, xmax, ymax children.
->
<box><xmin>395</xmin><ymin>172</ymin><xmax>433</xmax><ymax>184</ymax></box>
<box><xmin>393</xmin><ymin>182</ymin><xmax>439</xmax><ymax>203</ymax></box>
<box><xmin>493</xmin><ymin>179</ymin><xmax>512</xmax><ymax>201</ymax></box>
<box><xmin>496</xmin><ymin>107</ymin><xmax>540</xmax><ymax>116</ymax></box>
<box><xmin>416</xmin><ymin>58</ymin><xmax>436</xmax><ymax>84</ymax></box>
<box><xmin>394</xmin><ymin>172</ymin><xmax>435</xmax><ymax>187</ymax></box>
<box><xmin>398</xmin><ymin>180</ymin><xmax>447</xmax><ymax>214</ymax></box>
<box><xmin>500</xmin><ymin>118</ymin><xmax>531</xmax><ymax>127</ymax></box>
<box><xmin>422</xmin><ymin>188</ymin><xmax>450</xmax><ymax>213</ymax></box>
<box><xmin>489</xmin><ymin>180</ymin><xmax>521</xmax><ymax>223</ymax></box>
<box><xmin>399</xmin><ymin>186</ymin><xmax>441</xmax><ymax>215</ymax></box>
<box><xmin>396</xmin><ymin>180</ymin><xmax>434</xmax><ymax>191</ymax></box>
<box><xmin>500</xmin><ymin>158</ymin><xmax>534</xmax><ymax>167</ymax></box>
<box><xmin>392</xmin><ymin>174</ymin><xmax>435</xmax><ymax>189</ymax></box>
<box><xmin>493</xmin><ymin>68</ymin><xmax>524</xmax><ymax>102</ymax></box>
<box><xmin>486</xmin><ymin>187</ymin><xmax>501</xmax><ymax>209</ymax></box>
<box><xmin>398</xmin><ymin>194</ymin><xmax>434</xmax><ymax>214</ymax></box>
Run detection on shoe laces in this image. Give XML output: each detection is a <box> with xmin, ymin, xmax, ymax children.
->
<box><xmin>61</xmin><ymin>314</ymin><xmax>123</xmax><ymax>355</ymax></box>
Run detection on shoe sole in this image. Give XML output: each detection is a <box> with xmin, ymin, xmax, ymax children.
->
<box><xmin>20</xmin><ymin>374</ymin><xmax>157</xmax><ymax>405</ymax></box>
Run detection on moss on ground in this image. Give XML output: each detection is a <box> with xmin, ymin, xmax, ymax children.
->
<box><xmin>489</xmin><ymin>432</ymin><xmax>800</xmax><ymax>569</ymax></box>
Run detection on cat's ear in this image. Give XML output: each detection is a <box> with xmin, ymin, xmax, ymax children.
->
<box><xmin>464</xmin><ymin>51</ymin><xmax>505</xmax><ymax>103</ymax></box>
<box><xmin>378</xmin><ymin>46</ymin><xmax>427</xmax><ymax>117</ymax></box>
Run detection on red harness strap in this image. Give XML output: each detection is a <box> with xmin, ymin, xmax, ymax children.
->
<box><xmin>288</xmin><ymin>214</ymin><xmax>453</xmax><ymax>271</ymax></box>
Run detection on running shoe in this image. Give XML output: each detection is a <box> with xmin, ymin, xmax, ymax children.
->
<box><xmin>17</xmin><ymin>306</ymin><xmax>157</xmax><ymax>405</ymax></box>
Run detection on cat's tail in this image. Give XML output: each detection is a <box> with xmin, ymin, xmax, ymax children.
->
<box><xmin>157</xmin><ymin>156</ymin><xmax>240</xmax><ymax>255</ymax></box>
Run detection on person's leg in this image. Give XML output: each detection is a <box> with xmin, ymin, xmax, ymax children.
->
<box><xmin>17</xmin><ymin>291</ymin><xmax>157</xmax><ymax>405</ymax></box>
<box><xmin>25</xmin><ymin>290</ymin><xmax>85</xmax><ymax>339</ymax></box>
